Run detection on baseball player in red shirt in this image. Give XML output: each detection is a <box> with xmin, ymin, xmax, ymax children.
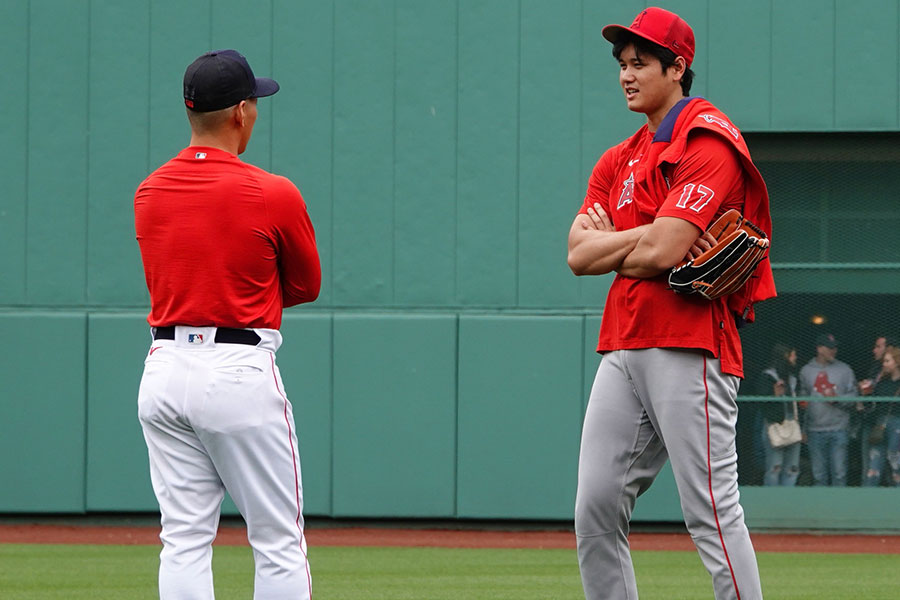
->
<box><xmin>568</xmin><ymin>8</ymin><xmax>775</xmax><ymax>600</ymax></box>
<box><xmin>134</xmin><ymin>49</ymin><xmax>320</xmax><ymax>599</ymax></box>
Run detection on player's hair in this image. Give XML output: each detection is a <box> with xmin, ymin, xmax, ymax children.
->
<box><xmin>186</xmin><ymin>104</ymin><xmax>237</xmax><ymax>134</ymax></box>
<box><xmin>612</xmin><ymin>31</ymin><xmax>694</xmax><ymax>96</ymax></box>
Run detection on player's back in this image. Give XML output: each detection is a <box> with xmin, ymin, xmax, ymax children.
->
<box><xmin>135</xmin><ymin>146</ymin><xmax>289</xmax><ymax>329</ymax></box>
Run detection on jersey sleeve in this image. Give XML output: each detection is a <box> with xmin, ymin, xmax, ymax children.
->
<box><xmin>655</xmin><ymin>130</ymin><xmax>744</xmax><ymax>231</ymax></box>
<box><xmin>265</xmin><ymin>177</ymin><xmax>322</xmax><ymax>308</ymax></box>
<box><xmin>578</xmin><ymin>145</ymin><xmax>620</xmax><ymax>216</ymax></box>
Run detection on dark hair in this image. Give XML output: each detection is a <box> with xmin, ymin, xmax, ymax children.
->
<box><xmin>769</xmin><ymin>343</ymin><xmax>796</xmax><ymax>383</ymax></box>
<box><xmin>612</xmin><ymin>31</ymin><xmax>694</xmax><ymax>96</ymax></box>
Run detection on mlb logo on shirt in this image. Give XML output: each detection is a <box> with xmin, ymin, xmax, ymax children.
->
<box><xmin>195</xmin><ymin>152</ymin><xmax>207</xmax><ymax>159</ymax></box>
<box><xmin>188</xmin><ymin>334</ymin><xmax>204</xmax><ymax>344</ymax></box>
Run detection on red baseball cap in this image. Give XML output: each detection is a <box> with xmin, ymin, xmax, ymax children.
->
<box><xmin>602</xmin><ymin>7</ymin><xmax>695</xmax><ymax>68</ymax></box>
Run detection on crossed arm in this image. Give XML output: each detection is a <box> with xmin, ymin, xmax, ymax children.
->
<box><xmin>567</xmin><ymin>202</ymin><xmax>715</xmax><ymax>278</ymax></box>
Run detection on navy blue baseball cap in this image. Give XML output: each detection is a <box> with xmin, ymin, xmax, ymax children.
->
<box><xmin>815</xmin><ymin>333</ymin><xmax>838</xmax><ymax>348</ymax></box>
<box><xmin>183</xmin><ymin>49</ymin><xmax>279</xmax><ymax>112</ymax></box>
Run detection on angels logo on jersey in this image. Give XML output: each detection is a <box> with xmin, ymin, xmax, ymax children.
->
<box><xmin>698</xmin><ymin>114</ymin><xmax>740</xmax><ymax>140</ymax></box>
<box><xmin>616</xmin><ymin>172</ymin><xmax>635</xmax><ymax>209</ymax></box>
<box><xmin>813</xmin><ymin>371</ymin><xmax>837</xmax><ymax>397</ymax></box>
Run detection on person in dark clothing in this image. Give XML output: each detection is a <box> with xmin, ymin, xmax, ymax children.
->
<box><xmin>862</xmin><ymin>346</ymin><xmax>900</xmax><ymax>486</ymax></box>
<box><xmin>758</xmin><ymin>343</ymin><xmax>801</xmax><ymax>486</ymax></box>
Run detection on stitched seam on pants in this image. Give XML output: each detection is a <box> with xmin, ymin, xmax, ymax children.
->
<box><xmin>574</xmin><ymin>532</ymin><xmax>615</xmax><ymax>539</ymax></box>
<box><xmin>614</xmin><ymin>405</ymin><xmax>656</xmax><ymax>600</ymax></box>
<box><xmin>691</xmin><ymin>531</ymin><xmax>729</xmax><ymax>541</ymax></box>
<box><xmin>573</xmin><ymin>429</ymin><xmax>653</xmax><ymax>545</ymax></box>
<box><xmin>704</xmin><ymin>355</ymin><xmax>741</xmax><ymax>600</ymax></box>
<box><xmin>270</xmin><ymin>353</ymin><xmax>313</xmax><ymax>599</ymax></box>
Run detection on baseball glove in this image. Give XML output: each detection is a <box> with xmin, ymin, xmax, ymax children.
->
<box><xmin>668</xmin><ymin>209</ymin><xmax>769</xmax><ymax>300</ymax></box>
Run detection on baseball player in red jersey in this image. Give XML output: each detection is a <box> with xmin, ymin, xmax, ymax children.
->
<box><xmin>134</xmin><ymin>49</ymin><xmax>320</xmax><ymax>599</ymax></box>
<box><xmin>567</xmin><ymin>8</ymin><xmax>776</xmax><ymax>600</ymax></box>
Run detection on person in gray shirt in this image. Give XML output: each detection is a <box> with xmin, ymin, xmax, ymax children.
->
<box><xmin>798</xmin><ymin>333</ymin><xmax>858</xmax><ymax>486</ymax></box>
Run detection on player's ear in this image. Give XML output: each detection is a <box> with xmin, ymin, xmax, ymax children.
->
<box><xmin>233</xmin><ymin>101</ymin><xmax>247</xmax><ymax>128</ymax></box>
<box><xmin>671</xmin><ymin>56</ymin><xmax>686</xmax><ymax>82</ymax></box>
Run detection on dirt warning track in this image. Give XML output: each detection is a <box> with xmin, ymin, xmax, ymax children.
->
<box><xmin>1</xmin><ymin>523</ymin><xmax>899</xmax><ymax>554</ymax></box>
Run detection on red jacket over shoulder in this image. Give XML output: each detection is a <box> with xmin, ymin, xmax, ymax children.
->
<box><xmin>580</xmin><ymin>98</ymin><xmax>776</xmax><ymax>377</ymax></box>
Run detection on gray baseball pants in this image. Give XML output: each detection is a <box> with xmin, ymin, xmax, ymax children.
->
<box><xmin>575</xmin><ymin>348</ymin><xmax>762</xmax><ymax>600</ymax></box>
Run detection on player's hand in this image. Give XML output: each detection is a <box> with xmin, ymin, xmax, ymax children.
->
<box><xmin>586</xmin><ymin>203</ymin><xmax>615</xmax><ymax>232</ymax></box>
<box><xmin>684</xmin><ymin>231</ymin><xmax>718</xmax><ymax>261</ymax></box>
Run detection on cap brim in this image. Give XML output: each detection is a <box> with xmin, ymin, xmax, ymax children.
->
<box><xmin>253</xmin><ymin>77</ymin><xmax>280</xmax><ymax>99</ymax></box>
<box><xmin>601</xmin><ymin>24</ymin><xmax>628</xmax><ymax>44</ymax></box>
<box><xmin>602</xmin><ymin>22</ymin><xmax>667</xmax><ymax>50</ymax></box>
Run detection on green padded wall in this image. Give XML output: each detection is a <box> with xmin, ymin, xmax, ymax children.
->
<box><xmin>457</xmin><ymin>316</ymin><xmax>583</xmax><ymax>519</ymax></box>
<box><xmin>1</xmin><ymin>0</ymin><xmax>899</xmax><ymax>529</ymax></box>
<box><xmin>271</xmin><ymin>0</ymin><xmax>335</xmax><ymax>307</ymax></box>
<box><xmin>457</xmin><ymin>0</ymin><xmax>519</xmax><ymax>306</ymax></box>
<box><xmin>88</xmin><ymin>3</ymin><xmax>152</xmax><ymax>306</ymax></box>
<box><xmin>0</xmin><ymin>313</ymin><xmax>87</xmax><ymax>512</ymax></box>
<box><xmin>332</xmin><ymin>314</ymin><xmax>457</xmax><ymax>517</ymax></box>
<box><xmin>7</xmin><ymin>0</ymin><xmax>900</xmax><ymax>309</ymax></box>
<box><xmin>85</xmin><ymin>314</ymin><xmax>155</xmax><ymax>511</ymax></box>
<box><xmin>27</xmin><ymin>2</ymin><xmax>89</xmax><ymax>306</ymax></box>
<box><xmin>278</xmin><ymin>314</ymin><xmax>335</xmax><ymax>517</ymax></box>
<box><xmin>0</xmin><ymin>2</ymin><xmax>27</xmax><ymax>305</ymax></box>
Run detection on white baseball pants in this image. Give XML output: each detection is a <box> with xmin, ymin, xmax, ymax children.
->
<box><xmin>575</xmin><ymin>348</ymin><xmax>762</xmax><ymax>600</ymax></box>
<box><xmin>138</xmin><ymin>327</ymin><xmax>311</xmax><ymax>600</ymax></box>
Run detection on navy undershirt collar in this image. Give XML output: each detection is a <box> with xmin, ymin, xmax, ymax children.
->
<box><xmin>652</xmin><ymin>96</ymin><xmax>701</xmax><ymax>143</ymax></box>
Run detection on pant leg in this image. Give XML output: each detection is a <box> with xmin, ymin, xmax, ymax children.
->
<box><xmin>807</xmin><ymin>432</ymin><xmax>829</xmax><ymax>486</ymax></box>
<box><xmin>194</xmin><ymin>349</ymin><xmax>312</xmax><ymax>600</ymax></box>
<box><xmin>781</xmin><ymin>442</ymin><xmax>800</xmax><ymax>486</ymax></box>
<box><xmin>830</xmin><ymin>430</ymin><xmax>848</xmax><ymax>487</ymax></box>
<box><xmin>864</xmin><ymin>443</ymin><xmax>885</xmax><ymax>486</ymax></box>
<box><xmin>138</xmin><ymin>350</ymin><xmax>223</xmax><ymax>600</ymax></box>
<box><xmin>627</xmin><ymin>349</ymin><xmax>762</xmax><ymax>600</ymax></box>
<box><xmin>575</xmin><ymin>352</ymin><xmax>668</xmax><ymax>600</ymax></box>
<box><xmin>761</xmin><ymin>424</ymin><xmax>784</xmax><ymax>487</ymax></box>
<box><xmin>860</xmin><ymin>428</ymin><xmax>871</xmax><ymax>486</ymax></box>
<box><xmin>885</xmin><ymin>416</ymin><xmax>900</xmax><ymax>486</ymax></box>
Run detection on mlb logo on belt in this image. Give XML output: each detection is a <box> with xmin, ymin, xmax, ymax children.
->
<box><xmin>188</xmin><ymin>334</ymin><xmax>204</xmax><ymax>344</ymax></box>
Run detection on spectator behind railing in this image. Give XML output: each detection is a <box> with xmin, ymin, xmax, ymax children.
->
<box><xmin>858</xmin><ymin>336</ymin><xmax>896</xmax><ymax>393</ymax></box>
<box><xmin>856</xmin><ymin>335</ymin><xmax>896</xmax><ymax>484</ymax></box>
<box><xmin>798</xmin><ymin>333</ymin><xmax>858</xmax><ymax>486</ymax></box>
<box><xmin>758</xmin><ymin>343</ymin><xmax>801</xmax><ymax>486</ymax></box>
<box><xmin>861</xmin><ymin>345</ymin><xmax>900</xmax><ymax>487</ymax></box>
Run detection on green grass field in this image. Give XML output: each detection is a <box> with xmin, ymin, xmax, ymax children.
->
<box><xmin>1</xmin><ymin>544</ymin><xmax>898</xmax><ymax>599</ymax></box>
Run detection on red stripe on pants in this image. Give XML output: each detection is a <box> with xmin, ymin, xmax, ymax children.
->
<box><xmin>703</xmin><ymin>355</ymin><xmax>740</xmax><ymax>599</ymax></box>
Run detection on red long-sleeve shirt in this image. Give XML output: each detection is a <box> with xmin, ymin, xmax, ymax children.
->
<box><xmin>135</xmin><ymin>146</ymin><xmax>321</xmax><ymax>330</ymax></box>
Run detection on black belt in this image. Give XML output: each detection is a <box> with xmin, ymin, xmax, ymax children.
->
<box><xmin>152</xmin><ymin>326</ymin><xmax>261</xmax><ymax>346</ymax></box>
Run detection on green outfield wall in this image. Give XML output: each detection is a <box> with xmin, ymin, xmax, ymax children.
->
<box><xmin>1</xmin><ymin>0</ymin><xmax>899</xmax><ymax>529</ymax></box>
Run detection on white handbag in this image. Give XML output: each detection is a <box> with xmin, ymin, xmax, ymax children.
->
<box><xmin>767</xmin><ymin>402</ymin><xmax>801</xmax><ymax>448</ymax></box>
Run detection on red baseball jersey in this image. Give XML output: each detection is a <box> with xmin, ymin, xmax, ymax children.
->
<box><xmin>135</xmin><ymin>146</ymin><xmax>321</xmax><ymax>330</ymax></box>
<box><xmin>580</xmin><ymin>98</ymin><xmax>775</xmax><ymax>377</ymax></box>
